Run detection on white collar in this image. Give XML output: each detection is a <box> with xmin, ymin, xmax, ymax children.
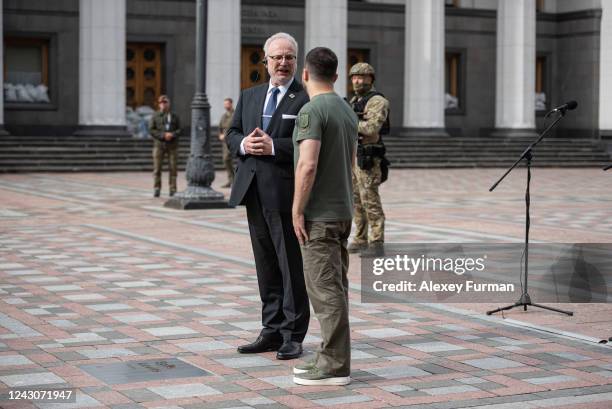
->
<box><xmin>267</xmin><ymin>77</ymin><xmax>294</xmax><ymax>95</ymax></box>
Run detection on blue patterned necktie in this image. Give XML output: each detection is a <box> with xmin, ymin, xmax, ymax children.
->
<box><xmin>262</xmin><ymin>87</ymin><xmax>280</xmax><ymax>131</ymax></box>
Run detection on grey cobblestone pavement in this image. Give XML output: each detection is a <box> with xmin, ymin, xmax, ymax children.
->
<box><xmin>0</xmin><ymin>169</ymin><xmax>610</xmax><ymax>408</ymax></box>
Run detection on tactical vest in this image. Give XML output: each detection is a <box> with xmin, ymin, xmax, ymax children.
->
<box><xmin>351</xmin><ymin>91</ymin><xmax>390</xmax><ymax>136</ymax></box>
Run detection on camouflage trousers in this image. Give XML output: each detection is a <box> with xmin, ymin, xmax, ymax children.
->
<box><xmin>222</xmin><ymin>143</ymin><xmax>234</xmax><ymax>184</ymax></box>
<box><xmin>153</xmin><ymin>140</ymin><xmax>178</xmax><ymax>193</ymax></box>
<box><xmin>301</xmin><ymin>220</ymin><xmax>352</xmax><ymax>376</ymax></box>
<box><xmin>352</xmin><ymin>157</ymin><xmax>385</xmax><ymax>244</ymax></box>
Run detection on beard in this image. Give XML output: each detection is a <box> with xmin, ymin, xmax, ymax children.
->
<box><xmin>353</xmin><ymin>82</ymin><xmax>372</xmax><ymax>95</ymax></box>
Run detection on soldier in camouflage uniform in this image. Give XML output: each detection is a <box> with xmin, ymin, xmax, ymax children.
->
<box><xmin>218</xmin><ymin>97</ymin><xmax>235</xmax><ymax>188</ymax></box>
<box><xmin>347</xmin><ymin>63</ymin><xmax>390</xmax><ymax>254</ymax></box>
<box><xmin>149</xmin><ymin>95</ymin><xmax>181</xmax><ymax>197</ymax></box>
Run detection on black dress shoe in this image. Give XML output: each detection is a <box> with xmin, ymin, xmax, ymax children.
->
<box><xmin>237</xmin><ymin>336</ymin><xmax>282</xmax><ymax>354</ymax></box>
<box><xmin>276</xmin><ymin>341</ymin><xmax>303</xmax><ymax>360</ymax></box>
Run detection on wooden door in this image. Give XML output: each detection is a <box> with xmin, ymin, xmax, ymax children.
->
<box><xmin>347</xmin><ymin>48</ymin><xmax>370</xmax><ymax>97</ymax></box>
<box><xmin>126</xmin><ymin>43</ymin><xmax>162</xmax><ymax>108</ymax></box>
<box><xmin>241</xmin><ymin>45</ymin><xmax>268</xmax><ymax>90</ymax></box>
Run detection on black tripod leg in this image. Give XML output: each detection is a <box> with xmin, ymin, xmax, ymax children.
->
<box><xmin>487</xmin><ymin>301</ymin><xmax>573</xmax><ymax>316</ymax></box>
<box><xmin>529</xmin><ymin>302</ymin><xmax>573</xmax><ymax>316</ymax></box>
<box><xmin>486</xmin><ymin>303</ymin><xmax>520</xmax><ymax>315</ymax></box>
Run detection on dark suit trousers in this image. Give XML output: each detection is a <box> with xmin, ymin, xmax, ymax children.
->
<box><xmin>244</xmin><ymin>178</ymin><xmax>310</xmax><ymax>342</ymax></box>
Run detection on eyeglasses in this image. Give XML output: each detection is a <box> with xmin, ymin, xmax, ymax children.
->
<box><xmin>267</xmin><ymin>54</ymin><xmax>296</xmax><ymax>62</ymax></box>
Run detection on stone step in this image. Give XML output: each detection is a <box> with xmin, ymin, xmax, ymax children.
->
<box><xmin>0</xmin><ymin>142</ymin><xmax>595</xmax><ymax>149</ymax></box>
<box><xmin>1</xmin><ymin>155</ymin><xmax>606</xmax><ymax>165</ymax></box>
<box><xmin>397</xmin><ymin>161</ymin><xmax>610</xmax><ymax>166</ymax></box>
<box><xmin>0</xmin><ymin>134</ymin><xmax>609</xmax><ymax>172</ymax></box>
<box><xmin>0</xmin><ymin>146</ymin><xmax>599</xmax><ymax>155</ymax></box>
<box><xmin>391</xmin><ymin>157</ymin><xmax>610</xmax><ymax>164</ymax></box>
<box><xmin>2</xmin><ymin>162</ymin><xmax>608</xmax><ymax>173</ymax></box>
<box><xmin>0</xmin><ymin>141</ymin><xmax>598</xmax><ymax>149</ymax></box>
<box><xmin>0</xmin><ymin>147</ymin><xmax>605</xmax><ymax>157</ymax></box>
<box><xmin>0</xmin><ymin>135</ymin><xmax>600</xmax><ymax>143</ymax></box>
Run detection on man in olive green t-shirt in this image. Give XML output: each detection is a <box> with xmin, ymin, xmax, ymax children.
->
<box><xmin>291</xmin><ymin>47</ymin><xmax>358</xmax><ymax>386</ymax></box>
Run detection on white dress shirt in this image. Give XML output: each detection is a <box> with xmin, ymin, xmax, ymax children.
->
<box><xmin>240</xmin><ymin>77</ymin><xmax>295</xmax><ymax>156</ymax></box>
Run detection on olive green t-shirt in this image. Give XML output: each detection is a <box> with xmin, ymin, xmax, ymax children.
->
<box><xmin>293</xmin><ymin>92</ymin><xmax>358</xmax><ymax>221</ymax></box>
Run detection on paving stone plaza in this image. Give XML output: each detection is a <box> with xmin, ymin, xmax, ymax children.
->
<box><xmin>0</xmin><ymin>168</ymin><xmax>611</xmax><ymax>408</ymax></box>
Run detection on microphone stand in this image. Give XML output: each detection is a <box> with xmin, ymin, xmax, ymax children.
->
<box><xmin>486</xmin><ymin>108</ymin><xmax>573</xmax><ymax>316</ymax></box>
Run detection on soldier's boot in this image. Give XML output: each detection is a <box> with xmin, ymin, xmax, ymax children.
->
<box><xmin>361</xmin><ymin>242</ymin><xmax>385</xmax><ymax>258</ymax></box>
<box><xmin>154</xmin><ymin>189</ymin><xmax>160</xmax><ymax>198</ymax></box>
<box><xmin>348</xmin><ymin>241</ymin><xmax>368</xmax><ymax>254</ymax></box>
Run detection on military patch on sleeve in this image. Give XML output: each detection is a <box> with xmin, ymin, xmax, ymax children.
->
<box><xmin>298</xmin><ymin>112</ymin><xmax>309</xmax><ymax>129</ymax></box>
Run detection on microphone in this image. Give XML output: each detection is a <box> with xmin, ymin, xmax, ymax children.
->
<box><xmin>546</xmin><ymin>100</ymin><xmax>578</xmax><ymax>117</ymax></box>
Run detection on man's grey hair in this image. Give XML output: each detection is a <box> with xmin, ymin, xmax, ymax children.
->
<box><xmin>263</xmin><ymin>32</ymin><xmax>298</xmax><ymax>57</ymax></box>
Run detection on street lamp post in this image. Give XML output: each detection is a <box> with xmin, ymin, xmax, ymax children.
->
<box><xmin>165</xmin><ymin>0</ymin><xmax>227</xmax><ymax>209</ymax></box>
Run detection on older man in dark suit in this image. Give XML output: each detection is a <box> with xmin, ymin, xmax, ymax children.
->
<box><xmin>226</xmin><ymin>32</ymin><xmax>309</xmax><ymax>360</ymax></box>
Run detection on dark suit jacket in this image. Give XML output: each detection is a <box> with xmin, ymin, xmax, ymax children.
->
<box><xmin>226</xmin><ymin>80</ymin><xmax>309</xmax><ymax>211</ymax></box>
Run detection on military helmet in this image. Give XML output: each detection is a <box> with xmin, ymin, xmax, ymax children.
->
<box><xmin>349</xmin><ymin>62</ymin><xmax>375</xmax><ymax>80</ymax></box>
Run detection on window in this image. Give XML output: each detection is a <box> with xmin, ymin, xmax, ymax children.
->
<box><xmin>445</xmin><ymin>0</ymin><xmax>460</xmax><ymax>7</ymax></box>
<box><xmin>445</xmin><ymin>51</ymin><xmax>463</xmax><ymax>112</ymax></box>
<box><xmin>536</xmin><ymin>0</ymin><xmax>545</xmax><ymax>12</ymax></box>
<box><xmin>4</xmin><ymin>37</ymin><xmax>51</xmax><ymax>104</ymax></box>
<box><xmin>535</xmin><ymin>55</ymin><xmax>547</xmax><ymax>111</ymax></box>
<box><xmin>347</xmin><ymin>48</ymin><xmax>370</xmax><ymax>98</ymax></box>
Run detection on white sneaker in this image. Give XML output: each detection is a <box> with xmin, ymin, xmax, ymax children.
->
<box><xmin>293</xmin><ymin>360</ymin><xmax>316</xmax><ymax>374</ymax></box>
<box><xmin>293</xmin><ymin>367</ymin><xmax>351</xmax><ymax>386</ymax></box>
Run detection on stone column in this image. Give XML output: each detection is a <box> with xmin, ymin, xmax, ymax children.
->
<box><xmin>305</xmin><ymin>0</ymin><xmax>347</xmax><ymax>97</ymax></box>
<box><xmin>493</xmin><ymin>0</ymin><xmax>537</xmax><ymax>137</ymax></box>
<box><xmin>600</xmin><ymin>0</ymin><xmax>612</xmax><ymax>137</ymax></box>
<box><xmin>207</xmin><ymin>0</ymin><xmax>240</xmax><ymax>125</ymax></box>
<box><xmin>0</xmin><ymin>0</ymin><xmax>8</xmax><ymax>135</ymax></box>
<box><xmin>402</xmin><ymin>0</ymin><xmax>448</xmax><ymax>137</ymax></box>
<box><xmin>76</xmin><ymin>0</ymin><xmax>129</xmax><ymax>136</ymax></box>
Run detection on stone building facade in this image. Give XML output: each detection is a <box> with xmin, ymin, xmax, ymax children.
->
<box><xmin>3</xmin><ymin>0</ymin><xmax>611</xmax><ymax>140</ymax></box>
